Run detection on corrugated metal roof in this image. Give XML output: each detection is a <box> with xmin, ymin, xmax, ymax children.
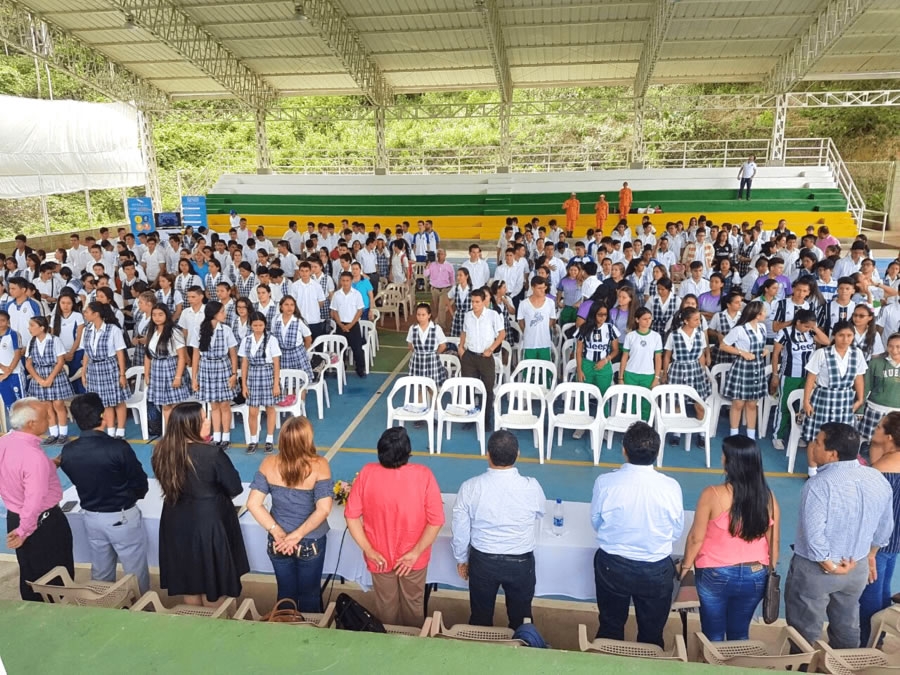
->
<box><xmin>14</xmin><ymin>0</ymin><xmax>900</xmax><ymax>101</ymax></box>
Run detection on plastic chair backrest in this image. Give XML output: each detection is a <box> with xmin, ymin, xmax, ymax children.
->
<box><xmin>553</xmin><ymin>383</ymin><xmax>601</xmax><ymax>416</ymax></box>
<box><xmin>603</xmin><ymin>384</ymin><xmax>655</xmax><ymax>424</ymax></box>
<box><xmin>512</xmin><ymin>359</ymin><xmax>557</xmax><ymax>392</ymax></box>
<box><xmin>391</xmin><ymin>376</ymin><xmax>437</xmax><ymax>409</ymax></box>
<box><xmin>653</xmin><ymin>384</ymin><xmax>707</xmax><ymax>420</ymax></box>
<box><xmin>279</xmin><ymin>368</ymin><xmax>310</xmax><ymax>396</ymax></box>
<box><xmin>439</xmin><ymin>377</ymin><xmax>486</xmax><ymax>410</ymax></box>
<box><xmin>439</xmin><ymin>353</ymin><xmax>461</xmax><ymax>379</ymax></box>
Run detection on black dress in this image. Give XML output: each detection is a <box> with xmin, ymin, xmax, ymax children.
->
<box><xmin>158</xmin><ymin>443</ymin><xmax>249</xmax><ymax>601</ymax></box>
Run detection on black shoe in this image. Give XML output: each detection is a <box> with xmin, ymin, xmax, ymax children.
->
<box><xmin>264</xmin><ymin>442</ymin><xmax>274</xmax><ymax>454</ymax></box>
<box><xmin>358</xmin><ymin>372</ymin><xmax>367</xmax><ymax>379</ymax></box>
<box><xmin>694</xmin><ymin>436</ymin><xmax>706</xmax><ymax>449</ymax></box>
<box><xmin>42</xmin><ymin>435</ymin><xmax>58</xmax><ymax>446</ymax></box>
<box><xmin>246</xmin><ymin>443</ymin><xmax>257</xmax><ymax>454</ymax></box>
<box><xmin>55</xmin><ymin>435</ymin><xmax>69</xmax><ymax>446</ymax></box>
<box><xmin>667</xmin><ymin>433</ymin><xmax>679</xmax><ymax>446</ymax></box>
<box><xmin>219</xmin><ymin>439</ymin><xmax>231</xmax><ymax>450</ymax></box>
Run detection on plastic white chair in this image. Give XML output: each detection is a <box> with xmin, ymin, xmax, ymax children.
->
<box><xmin>226</xmin><ymin>400</ymin><xmax>253</xmax><ymax>445</ymax></box>
<box><xmin>131</xmin><ymin>591</ymin><xmax>235</xmax><ymax>619</ymax></box>
<box><xmin>559</xmin><ymin>337</ymin><xmax>577</xmax><ymax>380</ymax></box>
<box><xmin>439</xmin><ymin>353</ymin><xmax>461</xmax><ymax>379</ymax></box>
<box><xmin>759</xmin><ymin>365</ymin><xmax>777</xmax><ymax>438</ymax></box>
<box><xmin>275</xmin><ymin>368</ymin><xmax>309</xmax><ymax>428</ymax></box>
<box><xmin>652</xmin><ymin>385</ymin><xmax>713</xmax><ymax>468</ymax></box>
<box><xmin>710</xmin><ymin>362</ymin><xmax>767</xmax><ymax>437</ymax></box>
<box><xmin>492</xmin><ymin>341</ymin><xmax>513</xmax><ymax>386</ymax></box>
<box><xmin>386</xmin><ymin>376</ymin><xmax>438</xmax><ymax>453</ymax></box>
<box><xmin>547</xmin><ymin>383</ymin><xmax>605</xmax><ymax>463</ymax></box>
<box><xmin>511</xmin><ymin>359</ymin><xmax>557</xmax><ymax>400</ymax></box>
<box><xmin>368</xmin><ymin>309</ymin><xmax>381</xmax><ymax>347</ymax></box>
<box><xmin>310</xmin><ymin>334</ymin><xmax>348</xmax><ymax>395</ymax></box>
<box><xmin>556</xmin><ymin>321</ymin><xmax>577</xmax><ymax>351</ymax></box>
<box><xmin>436</xmin><ymin>377</ymin><xmax>487</xmax><ymax>455</ymax></box>
<box><xmin>600</xmin><ymin>385</ymin><xmax>657</xmax><ymax>453</ymax></box>
<box><xmin>505</xmin><ymin>322</ymin><xmax>523</xmax><ymax>365</ymax></box>
<box><xmin>360</xmin><ymin>319</ymin><xmax>378</xmax><ymax>368</ymax></box>
<box><xmin>494</xmin><ymin>382</ymin><xmax>547</xmax><ymax>464</ymax></box>
<box><xmin>563</xmin><ymin>359</ymin><xmax>578</xmax><ymax>382</ymax></box>
<box><xmin>785</xmin><ymin>388</ymin><xmax>805</xmax><ymax>473</ymax></box>
<box><xmin>374</xmin><ymin>287</ymin><xmax>402</xmax><ymax>330</ymax></box>
<box><xmin>124</xmin><ymin>365</ymin><xmax>149</xmax><ymax>441</ymax></box>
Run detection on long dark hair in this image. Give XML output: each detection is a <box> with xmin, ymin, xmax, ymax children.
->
<box><xmin>578</xmin><ymin>300</ymin><xmax>610</xmax><ymax>339</ymax></box>
<box><xmin>198</xmin><ymin>300</ymin><xmax>223</xmax><ymax>352</ymax></box>
<box><xmin>737</xmin><ymin>300</ymin><xmax>765</xmax><ymax>326</ymax></box>
<box><xmin>722</xmin><ymin>436</ymin><xmax>772</xmax><ymax>542</ymax></box>
<box><xmin>152</xmin><ymin>401</ymin><xmax>204</xmax><ymax>504</ymax></box>
<box><xmin>87</xmin><ymin>300</ymin><xmax>121</xmax><ymax>328</ymax></box>
<box><xmin>52</xmin><ymin>289</ymin><xmax>80</xmax><ymax>338</ymax></box>
<box><xmin>670</xmin><ymin>306</ymin><xmax>699</xmax><ymax>335</ymax></box>
<box><xmin>151</xmin><ymin>303</ymin><xmax>176</xmax><ymax>357</ymax></box>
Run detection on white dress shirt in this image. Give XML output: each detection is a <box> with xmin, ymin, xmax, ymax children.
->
<box><xmin>462</xmin><ymin>259</ymin><xmax>491</xmax><ymax>289</ymax></box>
<box><xmin>590</xmin><ymin>463</ymin><xmax>684</xmax><ymax>562</ymax></box>
<box><xmin>451</xmin><ymin>468</ymin><xmax>546</xmax><ymax>563</ymax></box>
<box><xmin>289</xmin><ymin>279</ymin><xmax>326</xmax><ymax>326</ymax></box>
<box><xmin>461</xmin><ymin>308</ymin><xmax>504</xmax><ymax>353</ymax></box>
<box><xmin>330</xmin><ymin>287</ymin><xmax>364</xmax><ymax>322</ymax></box>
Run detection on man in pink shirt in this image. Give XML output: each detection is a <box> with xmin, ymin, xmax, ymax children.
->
<box><xmin>345</xmin><ymin>427</ymin><xmax>444</xmax><ymax>627</ymax></box>
<box><xmin>815</xmin><ymin>225</ymin><xmax>840</xmax><ymax>254</ymax></box>
<box><xmin>424</xmin><ymin>248</ymin><xmax>455</xmax><ymax>332</ymax></box>
<box><xmin>0</xmin><ymin>398</ymin><xmax>73</xmax><ymax>600</ymax></box>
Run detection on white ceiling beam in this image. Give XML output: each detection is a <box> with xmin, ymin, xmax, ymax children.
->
<box><xmin>0</xmin><ymin>0</ymin><xmax>168</xmax><ymax>108</ymax></box>
<box><xmin>301</xmin><ymin>0</ymin><xmax>393</xmax><ymax>107</ymax></box>
<box><xmin>633</xmin><ymin>0</ymin><xmax>675</xmax><ymax>98</ymax></box>
<box><xmin>108</xmin><ymin>0</ymin><xmax>275</xmax><ymax>108</ymax></box>
<box><xmin>765</xmin><ymin>0</ymin><xmax>877</xmax><ymax>93</ymax></box>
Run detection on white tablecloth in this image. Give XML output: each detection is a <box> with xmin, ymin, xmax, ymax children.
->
<box><xmin>62</xmin><ymin>481</ymin><xmax>693</xmax><ymax>601</ymax></box>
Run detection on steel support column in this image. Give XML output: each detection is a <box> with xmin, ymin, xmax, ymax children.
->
<box><xmin>770</xmin><ymin>95</ymin><xmax>788</xmax><ymax>164</ymax></box>
<box><xmin>138</xmin><ymin>110</ymin><xmax>162</xmax><ymax>210</ymax></box>
<box><xmin>374</xmin><ymin>105</ymin><xmax>388</xmax><ymax>174</ymax></box>
<box><xmin>498</xmin><ymin>103</ymin><xmax>511</xmax><ymax>170</ymax></box>
<box><xmin>255</xmin><ymin>108</ymin><xmax>272</xmax><ymax>174</ymax></box>
<box><xmin>631</xmin><ymin>102</ymin><xmax>646</xmax><ymax>167</ymax></box>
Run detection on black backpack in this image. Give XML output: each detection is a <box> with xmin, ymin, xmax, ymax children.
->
<box><xmin>334</xmin><ymin>593</ymin><xmax>386</xmax><ymax>633</ymax></box>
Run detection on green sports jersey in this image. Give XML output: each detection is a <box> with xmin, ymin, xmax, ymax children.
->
<box><xmin>864</xmin><ymin>356</ymin><xmax>900</xmax><ymax>407</ymax></box>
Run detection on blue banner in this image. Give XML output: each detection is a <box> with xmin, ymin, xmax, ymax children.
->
<box><xmin>127</xmin><ymin>197</ymin><xmax>155</xmax><ymax>236</ymax></box>
<box><xmin>181</xmin><ymin>195</ymin><xmax>208</xmax><ymax>230</ymax></box>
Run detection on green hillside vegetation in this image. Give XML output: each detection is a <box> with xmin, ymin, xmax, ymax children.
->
<box><xmin>0</xmin><ymin>54</ymin><xmax>897</xmax><ymax>239</ymax></box>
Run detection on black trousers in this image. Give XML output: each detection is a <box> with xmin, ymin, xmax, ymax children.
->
<box><xmin>593</xmin><ymin>547</ymin><xmax>675</xmax><ymax>648</ymax></box>
<box><xmin>309</xmin><ymin>321</ymin><xmax>328</xmax><ymax>341</ymax></box>
<box><xmin>339</xmin><ymin>322</ymin><xmax>366</xmax><ymax>376</ymax></box>
<box><xmin>468</xmin><ymin>548</ymin><xmax>535</xmax><ymax>629</ymax></box>
<box><xmin>7</xmin><ymin>506</ymin><xmax>74</xmax><ymax>602</ymax></box>
<box><xmin>460</xmin><ymin>351</ymin><xmax>495</xmax><ymax>422</ymax></box>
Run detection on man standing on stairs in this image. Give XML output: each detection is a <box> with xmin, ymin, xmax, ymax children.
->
<box><xmin>594</xmin><ymin>194</ymin><xmax>609</xmax><ymax>234</ymax></box>
<box><xmin>563</xmin><ymin>192</ymin><xmax>581</xmax><ymax>237</ymax></box>
<box><xmin>737</xmin><ymin>155</ymin><xmax>757</xmax><ymax>201</ymax></box>
<box><xmin>618</xmin><ymin>182</ymin><xmax>633</xmax><ymax>221</ymax></box>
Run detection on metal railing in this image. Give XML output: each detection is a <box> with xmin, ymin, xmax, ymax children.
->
<box><xmin>860</xmin><ymin>209</ymin><xmax>889</xmax><ymax>242</ymax></box>
<box><xmin>641</xmin><ymin>139</ymin><xmax>771</xmax><ymax>169</ymax></box>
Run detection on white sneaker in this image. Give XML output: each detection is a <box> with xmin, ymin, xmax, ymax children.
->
<box><xmin>572</xmin><ymin>429</ymin><xmax>585</xmax><ymax>439</ymax></box>
<box><xmin>772</xmin><ymin>439</ymin><xmax>785</xmax><ymax>450</ymax></box>
<box><xmin>798</xmin><ymin>439</ymin><xmax>807</xmax><ymax>448</ymax></box>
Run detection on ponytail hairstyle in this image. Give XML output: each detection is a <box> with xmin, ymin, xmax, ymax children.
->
<box><xmin>737</xmin><ymin>300</ymin><xmax>766</xmax><ymax>326</ymax></box>
<box><xmin>87</xmin><ymin>300</ymin><xmax>120</xmax><ymax>328</ymax></box>
<box><xmin>670</xmin><ymin>306</ymin><xmax>699</xmax><ymax>334</ymax></box>
<box><xmin>198</xmin><ymin>300</ymin><xmax>223</xmax><ymax>352</ymax></box>
<box><xmin>28</xmin><ymin>316</ymin><xmax>51</xmax><ymax>357</ymax></box>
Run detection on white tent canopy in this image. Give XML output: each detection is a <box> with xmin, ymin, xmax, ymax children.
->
<box><xmin>0</xmin><ymin>95</ymin><xmax>145</xmax><ymax>199</ymax></box>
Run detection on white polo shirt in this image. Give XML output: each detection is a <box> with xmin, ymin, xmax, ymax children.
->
<box><xmin>330</xmin><ymin>287</ymin><xmax>364</xmax><ymax>323</ymax></box>
<box><xmin>4</xmin><ymin>298</ymin><xmax>41</xmax><ymax>343</ymax></box>
<box><xmin>178</xmin><ymin>304</ymin><xmax>206</xmax><ymax>346</ymax></box>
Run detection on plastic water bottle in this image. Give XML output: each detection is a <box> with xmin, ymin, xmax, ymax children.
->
<box><xmin>552</xmin><ymin>498</ymin><xmax>565</xmax><ymax>536</ymax></box>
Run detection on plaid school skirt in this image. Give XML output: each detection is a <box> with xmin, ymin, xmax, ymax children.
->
<box><xmin>668</xmin><ymin>361</ymin><xmax>711</xmax><ymax>400</ymax></box>
<box><xmin>859</xmin><ymin>401</ymin><xmax>896</xmax><ymax>443</ymax></box>
<box><xmin>409</xmin><ymin>350</ymin><xmax>447</xmax><ymax>388</ymax></box>
<box><xmin>87</xmin><ymin>357</ymin><xmax>130</xmax><ymax>408</ymax></box>
<box><xmin>29</xmin><ymin>365</ymin><xmax>75</xmax><ymax>402</ymax></box>
<box><xmin>281</xmin><ymin>346</ymin><xmax>314</xmax><ymax>380</ymax></box>
<box><xmin>197</xmin><ymin>355</ymin><xmax>235</xmax><ymax>403</ymax></box>
<box><xmin>147</xmin><ymin>355</ymin><xmax>192</xmax><ymax>406</ymax></box>
<box><xmin>245</xmin><ymin>362</ymin><xmax>276</xmax><ymax>408</ymax></box>
<box><xmin>802</xmin><ymin>386</ymin><xmax>856</xmax><ymax>442</ymax></box>
<box><xmin>722</xmin><ymin>358</ymin><xmax>766</xmax><ymax>401</ymax></box>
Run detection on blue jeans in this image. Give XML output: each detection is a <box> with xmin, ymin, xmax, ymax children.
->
<box><xmin>858</xmin><ymin>550</ymin><xmax>897</xmax><ymax>647</ymax></box>
<box><xmin>268</xmin><ymin>535</ymin><xmax>327</xmax><ymax>613</ymax></box>
<box><xmin>696</xmin><ymin>564</ymin><xmax>767</xmax><ymax>641</ymax></box>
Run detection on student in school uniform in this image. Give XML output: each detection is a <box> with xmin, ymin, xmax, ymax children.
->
<box><xmin>144</xmin><ymin>303</ymin><xmax>192</xmax><ymax>428</ymax></box>
<box><xmin>708</xmin><ymin>292</ymin><xmax>743</xmax><ymax>366</ymax></box>
<box><xmin>130</xmin><ymin>292</ymin><xmax>155</xmax><ymax>369</ymax></box>
<box><xmin>619</xmin><ymin>307</ymin><xmax>663</xmax><ymax>420</ymax></box>
<box><xmin>81</xmin><ymin>302</ymin><xmax>130</xmax><ymax>439</ymax></box>
<box><xmin>271</xmin><ymin>296</ymin><xmax>314</xmax><ymax>382</ymax></box>
<box><xmin>647</xmin><ymin>277</ymin><xmax>678</xmax><ymax>338</ymax></box>
<box><xmin>517</xmin><ymin>277</ymin><xmax>557</xmax><ymax>362</ymax></box>
<box><xmin>802</xmin><ymin>320</ymin><xmax>867</xmax><ymax>477</ymax></box>
<box><xmin>231</xmin><ymin>297</ymin><xmax>253</xmax><ymax>345</ymax></box>
<box><xmin>253</xmin><ymin>284</ymin><xmax>279</xmax><ymax>330</ymax></box>
<box><xmin>859</xmin><ymin>333</ymin><xmax>900</xmax><ymax>445</ymax></box>
<box><xmin>239</xmin><ymin>312</ymin><xmax>281</xmax><ymax>455</ymax></box>
<box><xmin>24</xmin><ymin>316</ymin><xmax>75</xmax><ymax>445</ymax></box>
<box><xmin>851</xmin><ymin>304</ymin><xmax>884</xmax><ymax>360</ymax></box>
<box><xmin>50</xmin><ymin>290</ymin><xmax>85</xmax><ymax>392</ymax></box>
<box><xmin>449</xmin><ymin>268</ymin><xmax>473</xmax><ymax>338</ymax></box>
<box><xmin>818</xmin><ymin>276</ymin><xmax>857</xmax><ymax>336</ymax></box>
<box><xmin>175</xmin><ymin>259</ymin><xmax>201</xmax><ymax>307</ymax></box>
<box><xmin>718</xmin><ymin>300</ymin><xmax>770</xmax><ymax>439</ymax></box>
<box><xmin>191</xmin><ymin>301</ymin><xmax>239</xmax><ymax>450</ymax></box>
<box><xmin>204</xmin><ymin>258</ymin><xmax>230</xmax><ymax>300</ymax></box>
<box><xmin>0</xmin><ymin>310</ymin><xmax>24</xmax><ymax>410</ymax></box>
<box><xmin>662</xmin><ymin>306</ymin><xmax>711</xmax><ymax>423</ymax></box>
<box><xmin>406</xmin><ymin>302</ymin><xmax>448</xmax><ymax>390</ymax></box>
<box><xmin>575</xmin><ymin>301</ymin><xmax>619</xmax><ymax>394</ymax></box>
<box><xmin>769</xmin><ymin>309</ymin><xmax>828</xmax><ymax>451</ymax></box>
<box><xmin>155</xmin><ymin>274</ymin><xmax>184</xmax><ymax>322</ymax></box>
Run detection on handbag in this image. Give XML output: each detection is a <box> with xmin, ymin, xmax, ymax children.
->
<box><xmin>762</xmin><ymin>569</ymin><xmax>781</xmax><ymax>624</ymax></box>
<box><xmin>333</xmin><ymin>592</ymin><xmax>386</xmax><ymax>633</ymax></box>
<box><xmin>261</xmin><ymin>598</ymin><xmax>306</xmax><ymax>624</ymax></box>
